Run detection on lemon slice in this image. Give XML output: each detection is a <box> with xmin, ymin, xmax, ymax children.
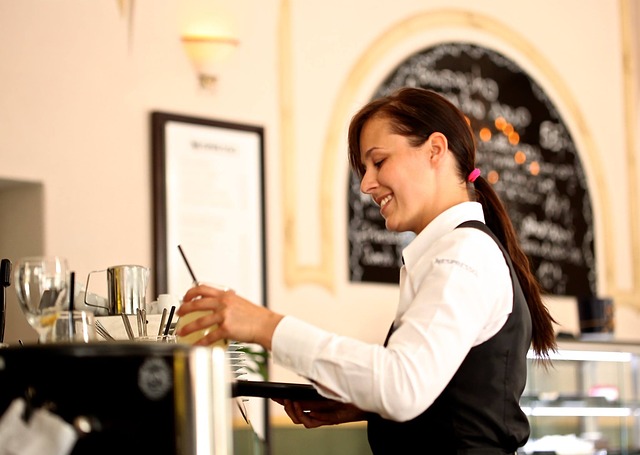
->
<box><xmin>40</xmin><ymin>312</ymin><xmax>59</xmax><ymax>327</ymax></box>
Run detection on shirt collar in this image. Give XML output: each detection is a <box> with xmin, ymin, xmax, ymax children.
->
<box><xmin>402</xmin><ymin>201</ymin><xmax>485</xmax><ymax>270</ymax></box>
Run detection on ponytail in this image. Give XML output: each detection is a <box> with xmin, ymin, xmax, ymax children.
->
<box><xmin>474</xmin><ymin>176</ymin><xmax>557</xmax><ymax>359</ymax></box>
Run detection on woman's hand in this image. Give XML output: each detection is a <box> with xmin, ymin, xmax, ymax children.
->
<box><xmin>176</xmin><ymin>284</ymin><xmax>284</xmax><ymax>350</ymax></box>
<box><xmin>272</xmin><ymin>398</ymin><xmax>368</xmax><ymax>428</ymax></box>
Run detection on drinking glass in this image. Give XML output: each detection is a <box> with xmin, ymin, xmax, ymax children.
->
<box><xmin>175</xmin><ymin>311</ymin><xmax>228</xmax><ymax>348</ymax></box>
<box><xmin>14</xmin><ymin>256</ymin><xmax>69</xmax><ymax>341</ymax></box>
<box><xmin>45</xmin><ymin>310</ymin><xmax>97</xmax><ymax>343</ymax></box>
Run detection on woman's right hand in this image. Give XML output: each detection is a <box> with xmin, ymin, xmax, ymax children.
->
<box><xmin>177</xmin><ymin>284</ymin><xmax>284</xmax><ymax>350</ymax></box>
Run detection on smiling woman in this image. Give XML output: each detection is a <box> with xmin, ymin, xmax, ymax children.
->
<box><xmin>347</xmin><ymin>42</ymin><xmax>595</xmax><ymax>299</ymax></box>
<box><xmin>176</xmin><ymin>86</ymin><xmax>557</xmax><ymax>454</ymax></box>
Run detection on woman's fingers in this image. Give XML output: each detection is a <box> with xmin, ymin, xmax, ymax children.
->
<box><xmin>282</xmin><ymin>399</ymin><xmax>302</xmax><ymax>425</ymax></box>
<box><xmin>273</xmin><ymin>398</ymin><xmax>360</xmax><ymax>428</ymax></box>
<box><xmin>180</xmin><ymin>285</ymin><xmax>226</xmax><ymax>308</ymax></box>
<box><xmin>179</xmin><ymin>286</ymin><xmax>237</xmax><ymax>316</ymax></box>
<box><xmin>292</xmin><ymin>401</ymin><xmax>324</xmax><ymax>428</ymax></box>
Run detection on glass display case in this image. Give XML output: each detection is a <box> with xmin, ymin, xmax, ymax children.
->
<box><xmin>522</xmin><ymin>339</ymin><xmax>640</xmax><ymax>454</ymax></box>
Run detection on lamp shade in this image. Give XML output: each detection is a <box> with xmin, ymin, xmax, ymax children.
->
<box><xmin>181</xmin><ymin>35</ymin><xmax>239</xmax><ymax>76</ymax></box>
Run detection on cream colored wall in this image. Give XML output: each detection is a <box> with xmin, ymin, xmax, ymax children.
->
<box><xmin>0</xmin><ymin>0</ymin><xmax>281</xmax><ymax>341</ymax></box>
<box><xmin>0</xmin><ymin>0</ymin><xmax>639</xmax><ymax>420</ymax></box>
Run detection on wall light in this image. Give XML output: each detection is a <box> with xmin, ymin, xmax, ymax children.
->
<box><xmin>181</xmin><ymin>35</ymin><xmax>239</xmax><ymax>89</ymax></box>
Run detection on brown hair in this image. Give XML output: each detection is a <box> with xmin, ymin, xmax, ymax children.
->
<box><xmin>348</xmin><ymin>87</ymin><xmax>556</xmax><ymax>358</ymax></box>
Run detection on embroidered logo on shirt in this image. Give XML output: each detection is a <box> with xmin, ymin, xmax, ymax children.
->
<box><xmin>434</xmin><ymin>258</ymin><xmax>478</xmax><ymax>276</ymax></box>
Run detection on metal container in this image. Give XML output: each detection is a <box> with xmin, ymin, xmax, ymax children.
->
<box><xmin>85</xmin><ymin>265</ymin><xmax>149</xmax><ymax>315</ymax></box>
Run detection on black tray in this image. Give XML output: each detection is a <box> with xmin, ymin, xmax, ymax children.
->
<box><xmin>232</xmin><ymin>380</ymin><xmax>326</xmax><ymax>400</ymax></box>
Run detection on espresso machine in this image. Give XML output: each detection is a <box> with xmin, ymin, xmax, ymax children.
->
<box><xmin>0</xmin><ymin>343</ymin><xmax>233</xmax><ymax>455</ymax></box>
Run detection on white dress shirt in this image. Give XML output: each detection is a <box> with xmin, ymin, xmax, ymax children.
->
<box><xmin>272</xmin><ymin>201</ymin><xmax>513</xmax><ymax>422</ymax></box>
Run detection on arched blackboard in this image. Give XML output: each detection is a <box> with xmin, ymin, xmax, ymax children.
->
<box><xmin>348</xmin><ymin>42</ymin><xmax>596</xmax><ymax>297</ymax></box>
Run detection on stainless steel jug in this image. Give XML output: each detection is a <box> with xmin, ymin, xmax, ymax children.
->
<box><xmin>84</xmin><ymin>265</ymin><xmax>149</xmax><ymax>315</ymax></box>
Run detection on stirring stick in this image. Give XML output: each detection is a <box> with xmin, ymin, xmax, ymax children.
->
<box><xmin>68</xmin><ymin>272</ymin><xmax>75</xmax><ymax>338</ymax></box>
<box><xmin>164</xmin><ymin>305</ymin><xmax>176</xmax><ymax>336</ymax></box>
<box><xmin>121</xmin><ymin>313</ymin><xmax>134</xmax><ymax>340</ymax></box>
<box><xmin>157</xmin><ymin>307</ymin><xmax>168</xmax><ymax>336</ymax></box>
<box><xmin>136</xmin><ymin>309</ymin><xmax>142</xmax><ymax>337</ymax></box>
<box><xmin>141</xmin><ymin>308</ymin><xmax>147</xmax><ymax>336</ymax></box>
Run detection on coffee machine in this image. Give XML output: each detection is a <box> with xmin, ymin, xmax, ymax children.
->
<box><xmin>0</xmin><ymin>343</ymin><xmax>233</xmax><ymax>455</ymax></box>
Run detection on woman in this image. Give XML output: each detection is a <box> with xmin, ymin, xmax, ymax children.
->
<box><xmin>176</xmin><ymin>87</ymin><xmax>557</xmax><ymax>454</ymax></box>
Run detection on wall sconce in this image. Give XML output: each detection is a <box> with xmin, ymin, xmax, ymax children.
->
<box><xmin>181</xmin><ymin>35</ymin><xmax>239</xmax><ymax>89</ymax></box>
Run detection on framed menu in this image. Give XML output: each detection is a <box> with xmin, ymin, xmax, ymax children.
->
<box><xmin>150</xmin><ymin>112</ymin><xmax>266</xmax><ymax>309</ymax></box>
<box><xmin>151</xmin><ymin>112</ymin><xmax>270</xmax><ymax>443</ymax></box>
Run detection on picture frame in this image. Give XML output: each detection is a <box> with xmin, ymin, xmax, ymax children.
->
<box><xmin>150</xmin><ymin>111</ymin><xmax>267</xmax><ymax>311</ymax></box>
<box><xmin>151</xmin><ymin>111</ymin><xmax>270</xmax><ymax>447</ymax></box>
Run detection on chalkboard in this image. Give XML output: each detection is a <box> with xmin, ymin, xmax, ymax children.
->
<box><xmin>348</xmin><ymin>42</ymin><xmax>596</xmax><ymax>297</ymax></box>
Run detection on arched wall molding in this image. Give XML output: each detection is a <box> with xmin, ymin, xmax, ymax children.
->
<box><xmin>619</xmin><ymin>0</ymin><xmax>640</xmax><ymax>305</ymax></box>
<box><xmin>279</xmin><ymin>2</ymin><xmax>638</xmax><ymax>306</ymax></box>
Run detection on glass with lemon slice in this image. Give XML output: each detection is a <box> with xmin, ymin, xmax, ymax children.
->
<box><xmin>175</xmin><ymin>310</ymin><xmax>229</xmax><ymax>348</ymax></box>
<box><xmin>14</xmin><ymin>256</ymin><xmax>69</xmax><ymax>343</ymax></box>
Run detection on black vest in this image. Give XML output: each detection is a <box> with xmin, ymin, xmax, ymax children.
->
<box><xmin>367</xmin><ymin>221</ymin><xmax>532</xmax><ymax>454</ymax></box>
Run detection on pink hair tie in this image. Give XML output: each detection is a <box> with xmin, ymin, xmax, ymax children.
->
<box><xmin>467</xmin><ymin>168</ymin><xmax>481</xmax><ymax>183</ymax></box>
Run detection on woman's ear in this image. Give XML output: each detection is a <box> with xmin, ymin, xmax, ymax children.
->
<box><xmin>427</xmin><ymin>132</ymin><xmax>448</xmax><ymax>163</ymax></box>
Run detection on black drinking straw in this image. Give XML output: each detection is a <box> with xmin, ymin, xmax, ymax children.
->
<box><xmin>176</xmin><ymin>245</ymin><xmax>200</xmax><ymax>338</ymax></box>
<box><xmin>176</xmin><ymin>244</ymin><xmax>227</xmax><ymax>345</ymax></box>
<box><xmin>177</xmin><ymin>245</ymin><xmax>199</xmax><ymax>285</ymax></box>
<box><xmin>68</xmin><ymin>271</ymin><xmax>75</xmax><ymax>338</ymax></box>
<box><xmin>164</xmin><ymin>305</ymin><xmax>176</xmax><ymax>336</ymax></box>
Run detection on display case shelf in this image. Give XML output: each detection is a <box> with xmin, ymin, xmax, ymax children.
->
<box><xmin>523</xmin><ymin>340</ymin><xmax>640</xmax><ymax>454</ymax></box>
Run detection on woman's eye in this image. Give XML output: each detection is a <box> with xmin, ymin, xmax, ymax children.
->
<box><xmin>374</xmin><ymin>159</ymin><xmax>384</xmax><ymax>168</ymax></box>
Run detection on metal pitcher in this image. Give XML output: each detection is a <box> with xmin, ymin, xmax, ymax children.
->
<box><xmin>84</xmin><ymin>265</ymin><xmax>149</xmax><ymax>315</ymax></box>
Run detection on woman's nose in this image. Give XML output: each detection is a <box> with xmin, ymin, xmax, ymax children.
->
<box><xmin>360</xmin><ymin>170</ymin><xmax>376</xmax><ymax>194</ymax></box>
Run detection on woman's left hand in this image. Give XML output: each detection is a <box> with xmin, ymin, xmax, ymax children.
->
<box><xmin>272</xmin><ymin>398</ymin><xmax>368</xmax><ymax>428</ymax></box>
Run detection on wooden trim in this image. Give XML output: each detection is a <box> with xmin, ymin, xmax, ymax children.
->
<box><xmin>616</xmin><ymin>0</ymin><xmax>640</xmax><ymax>306</ymax></box>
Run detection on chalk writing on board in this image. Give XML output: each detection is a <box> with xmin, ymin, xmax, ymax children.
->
<box><xmin>348</xmin><ymin>42</ymin><xmax>595</xmax><ymax>297</ymax></box>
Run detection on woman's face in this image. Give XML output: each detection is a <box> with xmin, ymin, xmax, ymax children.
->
<box><xmin>359</xmin><ymin>116</ymin><xmax>436</xmax><ymax>234</ymax></box>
